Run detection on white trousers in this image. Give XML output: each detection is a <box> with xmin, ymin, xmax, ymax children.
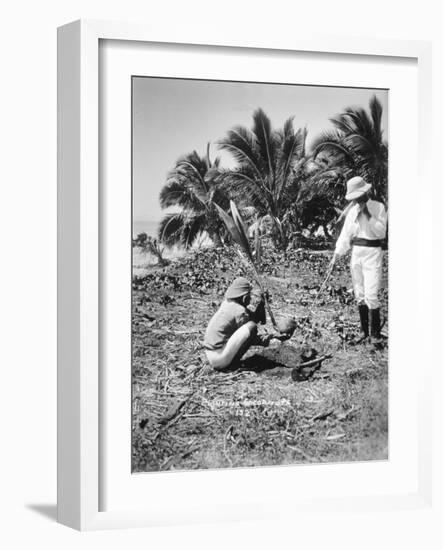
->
<box><xmin>350</xmin><ymin>246</ymin><xmax>383</xmax><ymax>309</ymax></box>
<box><xmin>205</xmin><ymin>321</ymin><xmax>255</xmax><ymax>370</ymax></box>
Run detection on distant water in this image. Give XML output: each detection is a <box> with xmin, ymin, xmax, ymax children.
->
<box><xmin>132</xmin><ymin>218</ymin><xmax>211</xmax><ymax>269</ymax></box>
<box><xmin>133</xmin><ymin>220</ymin><xmax>160</xmax><ymax>239</ymax></box>
<box><xmin>133</xmin><ymin>219</ymin><xmax>212</xmax><ymax>250</ymax></box>
<box><xmin>133</xmin><ymin>219</ymin><xmax>178</xmax><ymax>267</ymax></box>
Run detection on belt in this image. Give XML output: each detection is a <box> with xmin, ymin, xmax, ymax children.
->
<box><xmin>351</xmin><ymin>238</ymin><xmax>383</xmax><ymax>248</ymax></box>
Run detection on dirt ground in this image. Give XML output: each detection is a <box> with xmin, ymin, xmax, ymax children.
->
<box><xmin>131</xmin><ymin>245</ymin><xmax>388</xmax><ymax>472</ymax></box>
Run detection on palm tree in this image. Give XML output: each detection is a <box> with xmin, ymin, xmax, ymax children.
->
<box><xmin>310</xmin><ymin>95</ymin><xmax>388</xmax><ymax>203</ymax></box>
<box><xmin>217</xmin><ymin>108</ymin><xmax>307</xmax><ymax>249</ymax></box>
<box><xmin>158</xmin><ymin>145</ymin><xmax>228</xmax><ymax>248</ymax></box>
<box><xmin>297</xmin><ymin>163</ymin><xmax>351</xmax><ymax>238</ymax></box>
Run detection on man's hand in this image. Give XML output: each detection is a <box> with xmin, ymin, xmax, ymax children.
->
<box><xmin>262</xmin><ymin>332</ymin><xmax>290</xmax><ymax>347</ymax></box>
<box><xmin>357</xmin><ymin>203</ymin><xmax>371</xmax><ymax>219</ymax></box>
<box><xmin>274</xmin><ymin>332</ymin><xmax>292</xmax><ymax>342</ymax></box>
<box><xmin>259</xmin><ymin>334</ymin><xmax>274</xmax><ymax>347</ymax></box>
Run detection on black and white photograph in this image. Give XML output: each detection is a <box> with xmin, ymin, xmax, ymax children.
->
<box><xmin>4</xmin><ymin>0</ymin><xmax>441</xmax><ymax>542</ymax></box>
<box><xmin>131</xmin><ymin>76</ymin><xmax>388</xmax><ymax>473</ymax></box>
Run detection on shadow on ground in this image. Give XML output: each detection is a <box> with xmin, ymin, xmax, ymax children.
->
<box><xmin>26</xmin><ymin>504</ymin><xmax>57</xmax><ymax>522</ymax></box>
<box><xmin>238</xmin><ymin>354</ymin><xmax>287</xmax><ymax>373</ymax></box>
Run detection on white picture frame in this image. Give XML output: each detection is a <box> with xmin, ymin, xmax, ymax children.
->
<box><xmin>57</xmin><ymin>19</ymin><xmax>433</xmax><ymax>531</ymax></box>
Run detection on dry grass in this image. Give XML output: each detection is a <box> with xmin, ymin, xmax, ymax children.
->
<box><xmin>132</xmin><ymin>244</ymin><xmax>388</xmax><ymax>472</ymax></box>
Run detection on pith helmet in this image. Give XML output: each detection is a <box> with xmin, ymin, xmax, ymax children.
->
<box><xmin>345</xmin><ymin>176</ymin><xmax>372</xmax><ymax>201</ymax></box>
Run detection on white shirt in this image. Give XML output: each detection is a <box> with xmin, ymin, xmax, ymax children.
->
<box><xmin>335</xmin><ymin>199</ymin><xmax>387</xmax><ymax>256</ymax></box>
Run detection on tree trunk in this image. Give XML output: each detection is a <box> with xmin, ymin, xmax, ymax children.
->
<box><xmin>271</xmin><ymin>215</ymin><xmax>287</xmax><ymax>252</ymax></box>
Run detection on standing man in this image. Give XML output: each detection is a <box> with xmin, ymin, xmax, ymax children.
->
<box><xmin>330</xmin><ymin>176</ymin><xmax>387</xmax><ymax>344</ymax></box>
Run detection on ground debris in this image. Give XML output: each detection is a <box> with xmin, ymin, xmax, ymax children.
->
<box><xmin>132</xmin><ymin>244</ymin><xmax>388</xmax><ymax>472</ymax></box>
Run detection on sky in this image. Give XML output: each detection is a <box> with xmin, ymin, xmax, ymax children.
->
<box><xmin>132</xmin><ymin>77</ymin><xmax>388</xmax><ymax>223</ymax></box>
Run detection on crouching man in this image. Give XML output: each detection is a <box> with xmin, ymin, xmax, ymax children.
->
<box><xmin>203</xmin><ymin>277</ymin><xmax>281</xmax><ymax>371</ymax></box>
<box><xmin>330</xmin><ymin>176</ymin><xmax>387</xmax><ymax>345</ymax></box>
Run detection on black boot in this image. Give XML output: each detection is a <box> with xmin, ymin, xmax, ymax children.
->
<box><xmin>370</xmin><ymin>308</ymin><xmax>382</xmax><ymax>345</ymax></box>
<box><xmin>358</xmin><ymin>304</ymin><xmax>369</xmax><ymax>339</ymax></box>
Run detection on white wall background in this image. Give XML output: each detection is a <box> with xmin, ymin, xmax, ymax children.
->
<box><xmin>0</xmin><ymin>1</ymin><xmax>441</xmax><ymax>548</ymax></box>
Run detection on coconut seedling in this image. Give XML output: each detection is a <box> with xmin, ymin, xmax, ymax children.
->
<box><xmin>214</xmin><ymin>200</ymin><xmax>288</xmax><ymax>331</ymax></box>
<box><xmin>216</xmin><ymin>200</ymin><xmax>334</xmax><ymax>379</ymax></box>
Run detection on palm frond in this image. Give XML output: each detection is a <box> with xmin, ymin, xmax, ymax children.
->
<box><xmin>163</xmin><ymin>150</ymin><xmax>215</xmax><ymax>207</ymax></box>
<box><xmin>230</xmin><ymin>200</ymin><xmax>254</xmax><ymax>262</ymax></box>
<box><xmin>213</xmin><ymin>203</ymin><xmax>244</xmax><ymax>248</ymax></box>
<box><xmin>343</xmin><ymin>109</ymin><xmax>374</xmax><ymax>141</ymax></box>
<box><xmin>312</xmin><ymin>140</ymin><xmax>353</xmax><ymax>161</ymax></box>
<box><xmin>310</xmin><ymin>130</ymin><xmax>346</xmax><ymax>156</ymax></box>
<box><xmin>252</xmin><ymin>108</ymin><xmax>276</xmax><ymax>178</ymax></box>
<box><xmin>282</xmin><ymin>116</ymin><xmax>295</xmax><ymax>139</ymax></box>
<box><xmin>218</xmin><ymin>125</ymin><xmax>260</xmax><ymax>165</ymax></box>
<box><xmin>217</xmin><ymin>166</ymin><xmax>271</xmax><ymax>209</ymax></box>
<box><xmin>369</xmin><ymin>95</ymin><xmax>383</xmax><ymax>142</ymax></box>
<box><xmin>181</xmin><ymin>214</ymin><xmax>207</xmax><ymax>248</ymax></box>
<box><xmin>174</xmin><ymin>160</ymin><xmax>209</xmax><ymax>195</ymax></box>
<box><xmin>343</xmin><ymin>133</ymin><xmax>375</xmax><ymax>157</ymax></box>
<box><xmin>177</xmin><ymin>151</ymin><xmax>209</xmax><ymax>178</ymax></box>
<box><xmin>329</xmin><ymin>114</ymin><xmax>358</xmax><ymax>136</ymax></box>
<box><xmin>158</xmin><ymin>212</ymin><xmax>186</xmax><ymax>245</ymax></box>
<box><xmin>275</xmin><ymin>127</ymin><xmax>305</xmax><ymax>199</ymax></box>
<box><xmin>158</xmin><ymin>211</ymin><xmax>206</xmax><ymax>248</ymax></box>
<box><xmin>300</xmin><ymin>125</ymin><xmax>307</xmax><ymax>157</ymax></box>
<box><xmin>159</xmin><ymin>179</ymin><xmax>204</xmax><ymax>211</ymax></box>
